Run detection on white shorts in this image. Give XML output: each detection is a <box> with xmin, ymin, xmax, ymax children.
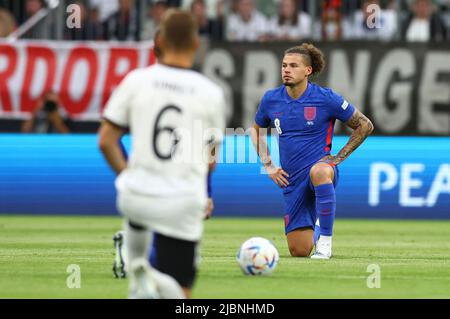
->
<box><xmin>117</xmin><ymin>190</ymin><xmax>207</xmax><ymax>242</ymax></box>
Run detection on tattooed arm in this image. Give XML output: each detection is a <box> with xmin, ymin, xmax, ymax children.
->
<box><xmin>323</xmin><ymin>109</ymin><xmax>374</xmax><ymax>166</ymax></box>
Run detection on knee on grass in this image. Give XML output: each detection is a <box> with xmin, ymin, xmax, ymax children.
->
<box><xmin>288</xmin><ymin>245</ymin><xmax>313</xmax><ymax>258</ymax></box>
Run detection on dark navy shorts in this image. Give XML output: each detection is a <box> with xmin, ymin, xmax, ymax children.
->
<box><xmin>283</xmin><ymin>163</ymin><xmax>339</xmax><ymax>234</ymax></box>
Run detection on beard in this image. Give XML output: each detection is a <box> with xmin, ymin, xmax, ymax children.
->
<box><xmin>283</xmin><ymin>80</ymin><xmax>296</xmax><ymax>87</ymax></box>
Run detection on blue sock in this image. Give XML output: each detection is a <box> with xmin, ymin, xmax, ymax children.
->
<box><xmin>314</xmin><ymin>183</ymin><xmax>336</xmax><ymax>237</ymax></box>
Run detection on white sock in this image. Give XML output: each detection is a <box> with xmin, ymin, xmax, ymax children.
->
<box><xmin>319</xmin><ymin>235</ymin><xmax>332</xmax><ymax>244</ymax></box>
<box><xmin>124</xmin><ymin>220</ymin><xmax>151</xmax><ymax>263</ymax></box>
<box><xmin>153</xmin><ymin>270</ymin><xmax>185</xmax><ymax>299</ymax></box>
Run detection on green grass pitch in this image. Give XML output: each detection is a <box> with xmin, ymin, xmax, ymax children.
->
<box><xmin>0</xmin><ymin>215</ymin><xmax>449</xmax><ymax>299</ymax></box>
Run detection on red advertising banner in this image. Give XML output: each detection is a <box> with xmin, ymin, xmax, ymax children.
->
<box><xmin>0</xmin><ymin>40</ymin><xmax>156</xmax><ymax>120</ymax></box>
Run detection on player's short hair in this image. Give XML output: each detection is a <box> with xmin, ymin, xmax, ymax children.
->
<box><xmin>284</xmin><ymin>43</ymin><xmax>326</xmax><ymax>77</ymax></box>
<box><xmin>160</xmin><ymin>9</ymin><xmax>198</xmax><ymax>52</ymax></box>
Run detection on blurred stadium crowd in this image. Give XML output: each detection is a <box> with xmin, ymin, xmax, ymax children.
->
<box><xmin>0</xmin><ymin>0</ymin><xmax>449</xmax><ymax>134</ymax></box>
<box><xmin>0</xmin><ymin>0</ymin><xmax>449</xmax><ymax>42</ymax></box>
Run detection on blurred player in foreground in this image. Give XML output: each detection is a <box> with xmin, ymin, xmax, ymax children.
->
<box><xmin>252</xmin><ymin>43</ymin><xmax>373</xmax><ymax>259</ymax></box>
<box><xmin>98</xmin><ymin>9</ymin><xmax>225</xmax><ymax>298</ymax></box>
<box><xmin>111</xmin><ymin>29</ymin><xmax>215</xmax><ymax>280</ymax></box>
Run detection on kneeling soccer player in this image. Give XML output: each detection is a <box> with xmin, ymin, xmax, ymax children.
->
<box><xmin>252</xmin><ymin>43</ymin><xmax>373</xmax><ymax>259</ymax></box>
<box><xmin>99</xmin><ymin>9</ymin><xmax>225</xmax><ymax>298</ymax></box>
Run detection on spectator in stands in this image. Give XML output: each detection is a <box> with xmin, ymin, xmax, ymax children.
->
<box><xmin>21</xmin><ymin>91</ymin><xmax>71</xmax><ymax>134</ymax></box>
<box><xmin>103</xmin><ymin>0</ymin><xmax>140</xmax><ymax>41</ymax></box>
<box><xmin>226</xmin><ymin>0</ymin><xmax>268</xmax><ymax>41</ymax></box>
<box><xmin>65</xmin><ymin>1</ymin><xmax>104</xmax><ymax>40</ymax></box>
<box><xmin>22</xmin><ymin>0</ymin><xmax>52</xmax><ymax>39</ymax></box>
<box><xmin>191</xmin><ymin>0</ymin><xmax>223</xmax><ymax>40</ymax></box>
<box><xmin>315</xmin><ymin>0</ymin><xmax>343</xmax><ymax>40</ymax></box>
<box><xmin>88</xmin><ymin>6</ymin><xmax>104</xmax><ymax>39</ymax></box>
<box><xmin>343</xmin><ymin>0</ymin><xmax>397</xmax><ymax>40</ymax></box>
<box><xmin>182</xmin><ymin>0</ymin><xmax>221</xmax><ymax>19</ymax></box>
<box><xmin>141</xmin><ymin>0</ymin><xmax>168</xmax><ymax>40</ymax></box>
<box><xmin>402</xmin><ymin>0</ymin><xmax>447</xmax><ymax>41</ymax></box>
<box><xmin>268</xmin><ymin>0</ymin><xmax>312</xmax><ymax>41</ymax></box>
<box><xmin>0</xmin><ymin>7</ymin><xmax>16</xmax><ymax>37</ymax></box>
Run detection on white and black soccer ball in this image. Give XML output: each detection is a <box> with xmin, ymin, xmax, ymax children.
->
<box><xmin>236</xmin><ymin>237</ymin><xmax>279</xmax><ymax>276</ymax></box>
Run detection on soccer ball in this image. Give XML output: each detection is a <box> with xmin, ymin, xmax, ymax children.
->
<box><xmin>236</xmin><ymin>237</ymin><xmax>279</xmax><ymax>276</ymax></box>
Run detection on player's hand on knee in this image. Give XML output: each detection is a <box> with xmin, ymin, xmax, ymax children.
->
<box><xmin>265</xmin><ymin>166</ymin><xmax>289</xmax><ymax>188</ymax></box>
<box><xmin>319</xmin><ymin>155</ymin><xmax>338</xmax><ymax>166</ymax></box>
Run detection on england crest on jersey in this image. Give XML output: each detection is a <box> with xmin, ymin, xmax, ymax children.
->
<box><xmin>304</xmin><ymin>107</ymin><xmax>316</xmax><ymax>126</ymax></box>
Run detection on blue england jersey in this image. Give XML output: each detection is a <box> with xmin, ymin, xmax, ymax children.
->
<box><xmin>255</xmin><ymin>82</ymin><xmax>355</xmax><ymax>183</ymax></box>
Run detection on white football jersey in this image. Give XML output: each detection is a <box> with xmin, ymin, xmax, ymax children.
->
<box><xmin>103</xmin><ymin>63</ymin><xmax>226</xmax><ymax>200</ymax></box>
